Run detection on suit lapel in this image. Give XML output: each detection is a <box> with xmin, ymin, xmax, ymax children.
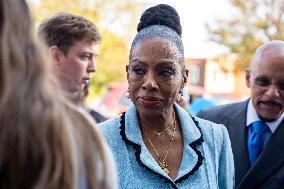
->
<box><xmin>223</xmin><ymin>100</ymin><xmax>250</xmax><ymax>186</ymax></box>
<box><xmin>238</xmin><ymin>120</ymin><xmax>284</xmax><ymax>188</ymax></box>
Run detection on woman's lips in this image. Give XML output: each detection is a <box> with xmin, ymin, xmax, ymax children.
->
<box><xmin>139</xmin><ymin>96</ymin><xmax>162</xmax><ymax>107</ymax></box>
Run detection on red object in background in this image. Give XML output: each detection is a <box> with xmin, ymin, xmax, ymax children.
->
<box><xmin>99</xmin><ymin>83</ymin><xmax>131</xmax><ymax>118</ymax></box>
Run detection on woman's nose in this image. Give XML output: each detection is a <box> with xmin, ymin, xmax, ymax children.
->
<box><xmin>142</xmin><ymin>72</ymin><xmax>158</xmax><ymax>91</ymax></box>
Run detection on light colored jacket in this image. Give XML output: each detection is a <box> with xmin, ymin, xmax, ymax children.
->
<box><xmin>98</xmin><ymin>103</ymin><xmax>234</xmax><ymax>189</ymax></box>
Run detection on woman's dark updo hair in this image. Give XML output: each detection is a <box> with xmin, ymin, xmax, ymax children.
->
<box><xmin>137</xmin><ymin>4</ymin><xmax>182</xmax><ymax>36</ymax></box>
<box><xmin>130</xmin><ymin>4</ymin><xmax>184</xmax><ymax>59</ymax></box>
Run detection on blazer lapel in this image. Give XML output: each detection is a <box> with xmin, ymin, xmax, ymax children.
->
<box><xmin>224</xmin><ymin>100</ymin><xmax>250</xmax><ymax>186</ymax></box>
<box><xmin>238</xmin><ymin>120</ymin><xmax>284</xmax><ymax>188</ymax></box>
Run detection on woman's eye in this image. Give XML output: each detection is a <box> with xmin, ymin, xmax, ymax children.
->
<box><xmin>160</xmin><ymin>69</ymin><xmax>173</xmax><ymax>76</ymax></box>
<box><xmin>132</xmin><ymin>67</ymin><xmax>145</xmax><ymax>75</ymax></box>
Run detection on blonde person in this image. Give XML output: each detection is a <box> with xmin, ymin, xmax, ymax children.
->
<box><xmin>98</xmin><ymin>4</ymin><xmax>234</xmax><ymax>189</ymax></box>
<box><xmin>0</xmin><ymin>0</ymin><xmax>117</xmax><ymax>188</ymax></box>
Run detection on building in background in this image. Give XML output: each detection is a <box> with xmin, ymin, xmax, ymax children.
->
<box><xmin>185</xmin><ymin>56</ymin><xmax>249</xmax><ymax>114</ymax></box>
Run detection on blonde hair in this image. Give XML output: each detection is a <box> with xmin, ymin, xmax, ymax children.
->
<box><xmin>0</xmin><ymin>0</ymin><xmax>114</xmax><ymax>188</ymax></box>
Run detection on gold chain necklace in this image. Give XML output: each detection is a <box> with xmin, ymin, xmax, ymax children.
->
<box><xmin>142</xmin><ymin>112</ymin><xmax>175</xmax><ymax>136</ymax></box>
<box><xmin>142</xmin><ymin>116</ymin><xmax>176</xmax><ymax>175</ymax></box>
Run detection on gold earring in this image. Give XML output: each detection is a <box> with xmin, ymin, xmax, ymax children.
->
<box><xmin>177</xmin><ymin>91</ymin><xmax>184</xmax><ymax>102</ymax></box>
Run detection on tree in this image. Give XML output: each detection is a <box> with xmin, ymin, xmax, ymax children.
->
<box><xmin>89</xmin><ymin>29</ymin><xmax>129</xmax><ymax>96</ymax></box>
<box><xmin>29</xmin><ymin>0</ymin><xmax>145</xmax><ymax>96</ymax></box>
<box><xmin>207</xmin><ymin>0</ymin><xmax>284</xmax><ymax>71</ymax></box>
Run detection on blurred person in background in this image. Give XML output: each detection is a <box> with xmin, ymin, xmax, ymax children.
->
<box><xmin>197</xmin><ymin>40</ymin><xmax>284</xmax><ymax>189</ymax></box>
<box><xmin>38</xmin><ymin>11</ymin><xmax>108</xmax><ymax>121</ymax></box>
<box><xmin>38</xmin><ymin>12</ymin><xmax>99</xmax><ymax>102</ymax></box>
<box><xmin>97</xmin><ymin>4</ymin><xmax>234</xmax><ymax>189</ymax></box>
<box><xmin>0</xmin><ymin>0</ymin><xmax>117</xmax><ymax>188</ymax></box>
<box><xmin>190</xmin><ymin>96</ymin><xmax>215</xmax><ymax>115</ymax></box>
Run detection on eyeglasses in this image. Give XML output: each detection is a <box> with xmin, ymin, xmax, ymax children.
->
<box><xmin>254</xmin><ymin>76</ymin><xmax>284</xmax><ymax>91</ymax></box>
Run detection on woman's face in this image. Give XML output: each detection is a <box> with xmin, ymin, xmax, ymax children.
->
<box><xmin>127</xmin><ymin>37</ymin><xmax>187</xmax><ymax>115</ymax></box>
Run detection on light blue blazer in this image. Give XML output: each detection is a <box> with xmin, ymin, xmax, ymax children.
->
<box><xmin>98</xmin><ymin>103</ymin><xmax>234</xmax><ymax>189</ymax></box>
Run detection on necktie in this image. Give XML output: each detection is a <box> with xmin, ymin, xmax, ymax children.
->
<box><xmin>248</xmin><ymin>120</ymin><xmax>270</xmax><ymax>166</ymax></box>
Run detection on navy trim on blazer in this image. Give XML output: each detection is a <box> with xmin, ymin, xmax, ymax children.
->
<box><xmin>119</xmin><ymin>111</ymin><xmax>204</xmax><ymax>189</ymax></box>
<box><xmin>175</xmin><ymin>115</ymin><xmax>204</xmax><ymax>184</ymax></box>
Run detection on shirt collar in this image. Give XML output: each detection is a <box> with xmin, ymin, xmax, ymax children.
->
<box><xmin>246</xmin><ymin>99</ymin><xmax>284</xmax><ymax>133</ymax></box>
<box><xmin>123</xmin><ymin>103</ymin><xmax>203</xmax><ymax>180</ymax></box>
<box><xmin>124</xmin><ymin>103</ymin><xmax>202</xmax><ymax>145</ymax></box>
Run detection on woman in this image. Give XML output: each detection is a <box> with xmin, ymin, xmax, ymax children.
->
<box><xmin>0</xmin><ymin>0</ymin><xmax>117</xmax><ymax>188</ymax></box>
<box><xmin>98</xmin><ymin>4</ymin><xmax>234</xmax><ymax>189</ymax></box>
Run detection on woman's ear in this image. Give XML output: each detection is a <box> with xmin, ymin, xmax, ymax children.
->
<box><xmin>182</xmin><ymin>69</ymin><xmax>189</xmax><ymax>89</ymax></box>
<box><xmin>126</xmin><ymin>65</ymin><xmax>129</xmax><ymax>80</ymax></box>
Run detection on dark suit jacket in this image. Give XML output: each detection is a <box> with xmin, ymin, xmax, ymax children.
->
<box><xmin>197</xmin><ymin>99</ymin><xmax>284</xmax><ymax>189</ymax></box>
<box><xmin>89</xmin><ymin>109</ymin><xmax>107</xmax><ymax>123</ymax></box>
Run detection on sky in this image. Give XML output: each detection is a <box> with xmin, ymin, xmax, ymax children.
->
<box><xmin>147</xmin><ymin>0</ymin><xmax>233</xmax><ymax>58</ymax></box>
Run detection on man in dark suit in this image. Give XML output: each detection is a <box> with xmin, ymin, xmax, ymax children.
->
<box><xmin>197</xmin><ymin>40</ymin><xmax>284</xmax><ymax>189</ymax></box>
